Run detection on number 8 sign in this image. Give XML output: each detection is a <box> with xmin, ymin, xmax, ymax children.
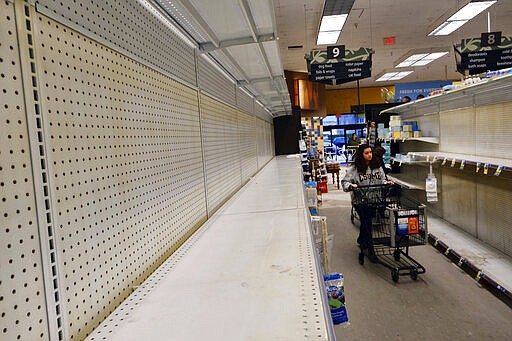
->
<box><xmin>481</xmin><ymin>31</ymin><xmax>502</xmax><ymax>47</ymax></box>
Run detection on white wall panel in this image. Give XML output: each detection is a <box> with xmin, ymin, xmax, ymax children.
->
<box><xmin>441</xmin><ymin>169</ymin><xmax>477</xmax><ymax>236</ymax></box>
<box><xmin>0</xmin><ymin>3</ymin><xmax>51</xmax><ymax>340</ymax></box>
<box><xmin>200</xmin><ymin>95</ymin><xmax>242</xmax><ymax>215</ymax></box>
<box><xmin>238</xmin><ymin>112</ymin><xmax>258</xmax><ymax>184</ymax></box>
<box><xmin>476</xmin><ymin>176</ymin><xmax>512</xmax><ymax>257</ymax></box>
<box><xmin>236</xmin><ymin>87</ymin><xmax>254</xmax><ymax>114</ymax></box>
<box><xmin>476</xmin><ymin>102</ymin><xmax>512</xmax><ymax>160</ymax></box>
<box><xmin>439</xmin><ymin>108</ymin><xmax>475</xmax><ymax>155</ymax></box>
<box><xmin>33</xmin><ymin>13</ymin><xmax>207</xmax><ymax>340</ymax></box>
<box><xmin>198</xmin><ymin>57</ymin><xmax>236</xmax><ymax>107</ymax></box>
<box><xmin>35</xmin><ymin>0</ymin><xmax>197</xmax><ymax>86</ymax></box>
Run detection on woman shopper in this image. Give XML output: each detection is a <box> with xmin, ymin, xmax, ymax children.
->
<box><xmin>342</xmin><ymin>144</ymin><xmax>391</xmax><ymax>262</ymax></box>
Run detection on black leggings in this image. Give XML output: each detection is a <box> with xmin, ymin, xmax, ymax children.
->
<box><xmin>354</xmin><ymin>205</ymin><xmax>375</xmax><ymax>250</ymax></box>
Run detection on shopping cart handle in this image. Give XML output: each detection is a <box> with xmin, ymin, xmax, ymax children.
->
<box><xmin>355</xmin><ymin>183</ymin><xmax>391</xmax><ymax>188</ymax></box>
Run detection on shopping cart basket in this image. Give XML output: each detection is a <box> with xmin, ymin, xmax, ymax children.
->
<box><xmin>350</xmin><ymin>183</ymin><xmax>400</xmax><ymax>224</ymax></box>
<box><xmin>352</xmin><ymin>184</ymin><xmax>427</xmax><ymax>282</ymax></box>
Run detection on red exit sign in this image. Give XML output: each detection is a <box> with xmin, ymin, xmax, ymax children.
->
<box><xmin>384</xmin><ymin>37</ymin><xmax>395</xmax><ymax>45</ymax></box>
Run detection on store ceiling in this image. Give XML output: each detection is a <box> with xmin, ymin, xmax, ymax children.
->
<box><xmin>275</xmin><ymin>0</ymin><xmax>512</xmax><ymax>89</ymax></box>
<box><xmin>153</xmin><ymin>0</ymin><xmax>512</xmax><ymax>116</ymax></box>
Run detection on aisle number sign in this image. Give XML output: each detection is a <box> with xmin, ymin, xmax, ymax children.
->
<box><xmin>309</xmin><ymin>48</ymin><xmax>372</xmax><ymax>84</ymax></box>
<box><xmin>457</xmin><ymin>33</ymin><xmax>512</xmax><ymax>75</ymax></box>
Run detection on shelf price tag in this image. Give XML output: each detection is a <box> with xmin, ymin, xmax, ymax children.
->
<box><xmin>426</xmin><ymin>155</ymin><xmax>430</xmax><ymax>162</ymax></box>
<box><xmin>442</xmin><ymin>157</ymin><xmax>447</xmax><ymax>166</ymax></box>
<box><xmin>494</xmin><ymin>165</ymin><xmax>504</xmax><ymax>176</ymax></box>
<box><xmin>432</xmin><ymin>155</ymin><xmax>437</xmax><ymax>162</ymax></box>
<box><xmin>450</xmin><ymin>159</ymin><xmax>456</xmax><ymax>167</ymax></box>
<box><xmin>459</xmin><ymin>160</ymin><xmax>466</xmax><ymax>170</ymax></box>
<box><xmin>476</xmin><ymin>163</ymin><xmax>481</xmax><ymax>173</ymax></box>
<box><xmin>426</xmin><ymin>174</ymin><xmax>438</xmax><ymax>203</ymax></box>
<box><xmin>484</xmin><ymin>164</ymin><xmax>489</xmax><ymax>175</ymax></box>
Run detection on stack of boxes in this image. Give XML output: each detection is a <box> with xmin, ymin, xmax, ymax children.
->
<box><xmin>389</xmin><ymin>115</ymin><xmax>422</xmax><ymax>139</ymax></box>
<box><xmin>377</xmin><ymin>123</ymin><xmax>389</xmax><ymax>139</ymax></box>
<box><xmin>389</xmin><ymin>115</ymin><xmax>402</xmax><ymax>138</ymax></box>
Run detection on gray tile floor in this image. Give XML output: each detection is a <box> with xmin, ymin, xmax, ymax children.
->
<box><xmin>318</xmin><ymin>171</ymin><xmax>512</xmax><ymax>340</ymax></box>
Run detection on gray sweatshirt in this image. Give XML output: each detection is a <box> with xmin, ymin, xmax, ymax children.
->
<box><xmin>342</xmin><ymin>165</ymin><xmax>387</xmax><ymax>203</ymax></box>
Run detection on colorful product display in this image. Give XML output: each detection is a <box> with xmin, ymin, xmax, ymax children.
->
<box><xmin>324</xmin><ymin>273</ymin><xmax>348</xmax><ymax>325</ymax></box>
<box><xmin>387</xmin><ymin>115</ymin><xmax>422</xmax><ymax>139</ymax></box>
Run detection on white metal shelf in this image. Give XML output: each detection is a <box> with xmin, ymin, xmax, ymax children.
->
<box><xmin>387</xmin><ymin>175</ymin><xmax>425</xmax><ymax>190</ymax></box>
<box><xmin>86</xmin><ymin>156</ymin><xmax>335</xmax><ymax>341</ymax></box>
<box><xmin>380</xmin><ymin>73</ymin><xmax>512</xmax><ymax>118</ymax></box>
<box><xmin>407</xmin><ymin>152</ymin><xmax>512</xmax><ymax>171</ymax></box>
<box><xmin>379</xmin><ymin>137</ymin><xmax>439</xmax><ymax>144</ymax></box>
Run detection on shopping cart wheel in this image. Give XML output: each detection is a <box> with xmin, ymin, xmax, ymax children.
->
<box><xmin>393</xmin><ymin>249</ymin><xmax>400</xmax><ymax>261</ymax></box>
<box><xmin>391</xmin><ymin>269</ymin><xmax>399</xmax><ymax>282</ymax></box>
<box><xmin>358</xmin><ymin>251</ymin><xmax>364</xmax><ymax>265</ymax></box>
<box><xmin>410</xmin><ymin>268</ymin><xmax>418</xmax><ymax>281</ymax></box>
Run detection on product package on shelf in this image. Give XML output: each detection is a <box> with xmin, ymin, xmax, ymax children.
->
<box><xmin>324</xmin><ymin>273</ymin><xmax>349</xmax><ymax>325</ymax></box>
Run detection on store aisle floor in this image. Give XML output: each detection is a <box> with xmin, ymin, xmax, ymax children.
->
<box><xmin>318</xmin><ymin>176</ymin><xmax>512</xmax><ymax>340</ymax></box>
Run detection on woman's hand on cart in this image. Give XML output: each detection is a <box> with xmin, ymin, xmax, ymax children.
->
<box><xmin>349</xmin><ymin>183</ymin><xmax>358</xmax><ymax>190</ymax></box>
<box><xmin>385</xmin><ymin>180</ymin><xmax>395</xmax><ymax>186</ymax></box>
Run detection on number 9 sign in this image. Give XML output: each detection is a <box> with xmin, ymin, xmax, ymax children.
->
<box><xmin>327</xmin><ymin>45</ymin><xmax>345</xmax><ymax>59</ymax></box>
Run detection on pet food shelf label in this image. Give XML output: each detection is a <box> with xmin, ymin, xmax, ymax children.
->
<box><xmin>310</xmin><ymin>61</ymin><xmax>371</xmax><ymax>82</ymax></box>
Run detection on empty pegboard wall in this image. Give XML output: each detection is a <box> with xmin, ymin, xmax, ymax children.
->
<box><xmin>238</xmin><ymin>112</ymin><xmax>258</xmax><ymax>184</ymax></box>
<box><xmin>32</xmin><ymin>12</ymin><xmax>207</xmax><ymax>340</ymax></box>
<box><xmin>200</xmin><ymin>94</ymin><xmax>243</xmax><ymax>215</ymax></box>
<box><xmin>35</xmin><ymin>0</ymin><xmax>197</xmax><ymax>87</ymax></box>
<box><xmin>197</xmin><ymin>56</ymin><xmax>237</xmax><ymax>107</ymax></box>
<box><xmin>0</xmin><ymin>2</ymin><xmax>51</xmax><ymax>340</ymax></box>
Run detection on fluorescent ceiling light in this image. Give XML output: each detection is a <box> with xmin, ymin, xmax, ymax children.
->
<box><xmin>317</xmin><ymin>31</ymin><xmax>341</xmax><ymax>45</ymax></box>
<box><xmin>429</xmin><ymin>20</ymin><xmax>468</xmax><ymax>36</ymax></box>
<box><xmin>448</xmin><ymin>1</ymin><xmax>496</xmax><ymax>21</ymax></box>
<box><xmin>428</xmin><ymin>1</ymin><xmax>497</xmax><ymax>36</ymax></box>
<box><xmin>316</xmin><ymin>0</ymin><xmax>354</xmax><ymax>46</ymax></box>
<box><xmin>376</xmin><ymin>71</ymin><xmax>413</xmax><ymax>82</ymax></box>
<box><xmin>396</xmin><ymin>52</ymin><xmax>449</xmax><ymax>67</ymax></box>
<box><xmin>319</xmin><ymin>14</ymin><xmax>348</xmax><ymax>31</ymax></box>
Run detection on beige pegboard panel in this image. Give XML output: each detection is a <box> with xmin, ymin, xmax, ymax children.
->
<box><xmin>475</xmin><ymin>102</ymin><xmax>512</xmax><ymax>159</ymax></box>
<box><xmin>199</xmin><ymin>94</ymin><xmax>243</xmax><ymax>216</ymax></box>
<box><xmin>35</xmin><ymin>0</ymin><xmax>197</xmax><ymax>86</ymax></box>
<box><xmin>32</xmin><ymin>12</ymin><xmax>208</xmax><ymax>340</ymax></box>
<box><xmin>197</xmin><ymin>56</ymin><xmax>237</xmax><ymax>107</ymax></box>
<box><xmin>0</xmin><ymin>2</ymin><xmax>51</xmax><ymax>340</ymax></box>
<box><xmin>237</xmin><ymin>112</ymin><xmax>258</xmax><ymax>184</ymax></box>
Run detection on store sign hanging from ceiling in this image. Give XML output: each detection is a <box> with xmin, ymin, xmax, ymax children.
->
<box><xmin>308</xmin><ymin>47</ymin><xmax>373</xmax><ymax>85</ymax></box>
<box><xmin>455</xmin><ymin>32</ymin><xmax>512</xmax><ymax>75</ymax></box>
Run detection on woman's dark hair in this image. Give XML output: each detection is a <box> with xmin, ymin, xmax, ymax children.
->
<box><xmin>353</xmin><ymin>144</ymin><xmax>381</xmax><ymax>173</ymax></box>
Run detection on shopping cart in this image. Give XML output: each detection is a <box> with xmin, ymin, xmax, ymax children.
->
<box><xmin>352</xmin><ymin>184</ymin><xmax>427</xmax><ymax>282</ymax></box>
